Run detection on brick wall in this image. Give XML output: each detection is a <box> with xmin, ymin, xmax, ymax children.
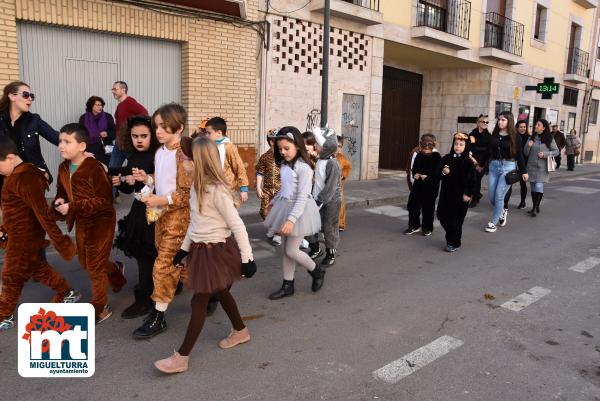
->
<box><xmin>3</xmin><ymin>0</ymin><xmax>259</xmax><ymax>146</ymax></box>
<box><xmin>0</xmin><ymin>0</ymin><xmax>20</xmax><ymax>84</ymax></box>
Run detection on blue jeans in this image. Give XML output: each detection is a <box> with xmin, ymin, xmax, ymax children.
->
<box><xmin>531</xmin><ymin>182</ymin><xmax>544</xmax><ymax>193</ymax></box>
<box><xmin>488</xmin><ymin>160</ymin><xmax>516</xmax><ymax>225</ymax></box>
<box><xmin>109</xmin><ymin>143</ymin><xmax>127</xmax><ymax>198</ymax></box>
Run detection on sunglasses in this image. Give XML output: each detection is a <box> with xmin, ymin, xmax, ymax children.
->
<box><xmin>420</xmin><ymin>142</ymin><xmax>434</xmax><ymax>149</ymax></box>
<box><xmin>479</xmin><ymin>120</ymin><xmax>489</xmax><ymax>124</ymax></box>
<box><xmin>16</xmin><ymin>91</ymin><xmax>35</xmax><ymax>101</ymax></box>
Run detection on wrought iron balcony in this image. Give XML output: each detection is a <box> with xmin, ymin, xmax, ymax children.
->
<box><xmin>341</xmin><ymin>0</ymin><xmax>379</xmax><ymax>12</ymax></box>
<box><xmin>483</xmin><ymin>12</ymin><xmax>524</xmax><ymax>57</ymax></box>
<box><xmin>311</xmin><ymin>0</ymin><xmax>383</xmax><ymax>25</ymax></box>
<box><xmin>415</xmin><ymin>0</ymin><xmax>471</xmax><ymax>40</ymax></box>
<box><xmin>566</xmin><ymin>47</ymin><xmax>590</xmax><ymax>82</ymax></box>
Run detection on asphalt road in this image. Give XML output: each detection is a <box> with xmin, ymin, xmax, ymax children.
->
<box><xmin>1</xmin><ymin>172</ymin><xmax>600</xmax><ymax>401</ymax></box>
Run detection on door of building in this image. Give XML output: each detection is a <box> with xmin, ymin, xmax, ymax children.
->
<box><xmin>17</xmin><ymin>22</ymin><xmax>181</xmax><ymax>195</ymax></box>
<box><xmin>341</xmin><ymin>94</ymin><xmax>363</xmax><ymax>180</ymax></box>
<box><xmin>379</xmin><ymin>66</ymin><xmax>423</xmax><ymax>170</ymax></box>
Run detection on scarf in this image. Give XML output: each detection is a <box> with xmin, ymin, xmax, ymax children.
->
<box><xmin>83</xmin><ymin>111</ymin><xmax>108</xmax><ymax>144</ymax></box>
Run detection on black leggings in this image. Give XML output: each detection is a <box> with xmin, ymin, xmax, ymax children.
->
<box><xmin>178</xmin><ymin>289</ymin><xmax>245</xmax><ymax>356</ymax></box>
<box><xmin>503</xmin><ymin>177</ymin><xmax>528</xmax><ymax>208</ymax></box>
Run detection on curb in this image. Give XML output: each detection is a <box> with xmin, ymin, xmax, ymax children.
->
<box><xmin>240</xmin><ymin>194</ymin><xmax>410</xmax><ymax>225</ymax></box>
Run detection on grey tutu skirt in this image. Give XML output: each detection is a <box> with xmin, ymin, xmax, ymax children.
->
<box><xmin>264</xmin><ymin>197</ymin><xmax>321</xmax><ymax>237</ymax></box>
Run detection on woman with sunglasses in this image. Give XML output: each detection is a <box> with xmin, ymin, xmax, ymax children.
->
<box><xmin>468</xmin><ymin>115</ymin><xmax>492</xmax><ymax>208</ymax></box>
<box><xmin>485</xmin><ymin>111</ymin><xmax>528</xmax><ymax>233</ymax></box>
<box><xmin>0</xmin><ymin>81</ymin><xmax>59</xmax><ymax>185</ymax></box>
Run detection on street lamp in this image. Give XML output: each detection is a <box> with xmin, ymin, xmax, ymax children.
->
<box><xmin>320</xmin><ymin>0</ymin><xmax>330</xmax><ymax>128</ymax></box>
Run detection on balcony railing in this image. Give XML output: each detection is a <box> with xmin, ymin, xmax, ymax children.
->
<box><xmin>484</xmin><ymin>12</ymin><xmax>524</xmax><ymax>57</ymax></box>
<box><xmin>415</xmin><ymin>0</ymin><xmax>471</xmax><ymax>40</ymax></box>
<box><xmin>341</xmin><ymin>0</ymin><xmax>380</xmax><ymax>12</ymax></box>
<box><xmin>567</xmin><ymin>47</ymin><xmax>590</xmax><ymax>77</ymax></box>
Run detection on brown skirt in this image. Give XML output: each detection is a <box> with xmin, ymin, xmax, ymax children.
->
<box><xmin>185</xmin><ymin>236</ymin><xmax>242</xmax><ymax>294</ymax></box>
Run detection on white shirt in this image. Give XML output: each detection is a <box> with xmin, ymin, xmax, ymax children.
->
<box><xmin>154</xmin><ymin>145</ymin><xmax>177</xmax><ymax>197</ymax></box>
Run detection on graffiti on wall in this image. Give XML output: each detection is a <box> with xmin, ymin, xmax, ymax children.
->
<box><xmin>306</xmin><ymin>108</ymin><xmax>321</xmax><ymax>132</ymax></box>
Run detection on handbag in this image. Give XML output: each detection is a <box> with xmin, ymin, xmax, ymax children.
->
<box><xmin>505</xmin><ymin>169</ymin><xmax>520</xmax><ymax>185</ymax></box>
<box><xmin>547</xmin><ymin>155</ymin><xmax>556</xmax><ymax>172</ymax></box>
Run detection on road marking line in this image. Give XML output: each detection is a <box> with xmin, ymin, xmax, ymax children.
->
<box><xmin>500</xmin><ymin>286</ymin><xmax>551</xmax><ymax>312</ymax></box>
<box><xmin>366</xmin><ymin>205</ymin><xmax>408</xmax><ymax>218</ymax></box>
<box><xmin>555</xmin><ymin>186</ymin><xmax>600</xmax><ymax>195</ymax></box>
<box><xmin>574</xmin><ymin>177</ymin><xmax>600</xmax><ymax>183</ymax></box>
<box><xmin>373</xmin><ymin>335</ymin><xmax>464</xmax><ymax>384</ymax></box>
<box><xmin>568</xmin><ymin>257</ymin><xmax>600</xmax><ymax>273</ymax></box>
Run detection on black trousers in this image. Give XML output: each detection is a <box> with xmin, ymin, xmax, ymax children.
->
<box><xmin>408</xmin><ymin>187</ymin><xmax>437</xmax><ymax>231</ymax></box>
<box><xmin>134</xmin><ymin>256</ymin><xmax>155</xmax><ymax>305</ymax></box>
<box><xmin>439</xmin><ymin>202</ymin><xmax>468</xmax><ymax>248</ymax></box>
<box><xmin>555</xmin><ymin>154</ymin><xmax>562</xmax><ymax>169</ymax></box>
<box><xmin>503</xmin><ymin>176</ymin><xmax>527</xmax><ymax>208</ymax></box>
<box><xmin>567</xmin><ymin>155</ymin><xmax>575</xmax><ymax>171</ymax></box>
<box><xmin>473</xmin><ymin>170</ymin><xmax>485</xmax><ymax>202</ymax></box>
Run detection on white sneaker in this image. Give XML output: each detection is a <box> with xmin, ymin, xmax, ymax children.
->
<box><xmin>485</xmin><ymin>222</ymin><xmax>497</xmax><ymax>233</ymax></box>
<box><xmin>271</xmin><ymin>235</ymin><xmax>282</xmax><ymax>246</ymax></box>
<box><xmin>300</xmin><ymin>239</ymin><xmax>309</xmax><ymax>249</ymax></box>
<box><xmin>499</xmin><ymin>209</ymin><xmax>508</xmax><ymax>227</ymax></box>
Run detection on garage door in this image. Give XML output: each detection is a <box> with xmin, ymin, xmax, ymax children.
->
<box><xmin>17</xmin><ymin>22</ymin><xmax>181</xmax><ymax>194</ymax></box>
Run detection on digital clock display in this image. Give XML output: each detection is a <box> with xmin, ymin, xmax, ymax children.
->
<box><xmin>537</xmin><ymin>83</ymin><xmax>559</xmax><ymax>94</ymax></box>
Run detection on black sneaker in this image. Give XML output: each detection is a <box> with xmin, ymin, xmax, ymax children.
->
<box><xmin>308</xmin><ymin>244</ymin><xmax>323</xmax><ymax>260</ymax></box>
<box><xmin>121</xmin><ymin>302</ymin><xmax>153</xmax><ymax>319</ymax></box>
<box><xmin>62</xmin><ymin>288</ymin><xmax>82</xmax><ymax>303</ymax></box>
<box><xmin>133</xmin><ymin>309</ymin><xmax>167</xmax><ymax>339</ymax></box>
<box><xmin>0</xmin><ymin>314</ymin><xmax>16</xmax><ymax>331</ymax></box>
<box><xmin>403</xmin><ymin>227</ymin><xmax>421</xmax><ymax>235</ymax></box>
<box><xmin>422</xmin><ymin>230</ymin><xmax>432</xmax><ymax>236</ymax></box>
<box><xmin>321</xmin><ymin>248</ymin><xmax>336</xmax><ymax>266</ymax></box>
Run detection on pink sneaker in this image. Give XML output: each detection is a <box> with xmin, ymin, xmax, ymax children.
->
<box><xmin>218</xmin><ymin>327</ymin><xmax>251</xmax><ymax>349</ymax></box>
<box><xmin>154</xmin><ymin>351</ymin><xmax>189</xmax><ymax>374</ymax></box>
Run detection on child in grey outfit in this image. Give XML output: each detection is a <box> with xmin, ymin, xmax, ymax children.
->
<box><xmin>307</xmin><ymin>127</ymin><xmax>342</xmax><ymax>266</ymax></box>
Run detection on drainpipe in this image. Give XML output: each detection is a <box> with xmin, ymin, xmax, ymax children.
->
<box><xmin>320</xmin><ymin>0</ymin><xmax>331</xmax><ymax>128</ymax></box>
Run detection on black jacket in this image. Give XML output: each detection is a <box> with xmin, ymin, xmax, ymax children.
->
<box><xmin>437</xmin><ymin>153</ymin><xmax>477</xmax><ymax>220</ymax></box>
<box><xmin>0</xmin><ymin>110</ymin><xmax>58</xmax><ymax>182</ymax></box>
<box><xmin>469</xmin><ymin>128</ymin><xmax>491</xmax><ymax>166</ymax></box>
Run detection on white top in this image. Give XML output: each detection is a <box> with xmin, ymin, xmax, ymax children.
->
<box><xmin>181</xmin><ymin>185</ymin><xmax>254</xmax><ymax>262</ymax></box>
<box><xmin>154</xmin><ymin>145</ymin><xmax>177</xmax><ymax>197</ymax></box>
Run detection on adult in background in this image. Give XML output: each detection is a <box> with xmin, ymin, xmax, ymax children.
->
<box><xmin>468</xmin><ymin>114</ymin><xmax>492</xmax><ymax>208</ymax></box>
<box><xmin>501</xmin><ymin>119</ymin><xmax>530</xmax><ymax>218</ymax></box>
<box><xmin>110</xmin><ymin>81</ymin><xmax>148</xmax><ymax>202</ymax></box>
<box><xmin>565</xmin><ymin>128</ymin><xmax>581</xmax><ymax>171</ymax></box>
<box><xmin>484</xmin><ymin>111</ymin><xmax>528</xmax><ymax>233</ymax></box>
<box><xmin>78</xmin><ymin>96</ymin><xmax>115</xmax><ymax>165</ymax></box>
<box><xmin>551</xmin><ymin>124</ymin><xmax>566</xmax><ymax>169</ymax></box>
<box><xmin>524</xmin><ymin>119</ymin><xmax>559</xmax><ymax>217</ymax></box>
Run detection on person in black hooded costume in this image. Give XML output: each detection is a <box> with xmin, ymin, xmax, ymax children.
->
<box><xmin>437</xmin><ymin>132</ymin><xmax>478</xmax><ymax>253</ymax></box>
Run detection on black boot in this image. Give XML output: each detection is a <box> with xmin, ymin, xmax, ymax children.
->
<box><xmin>269</xmin><ymin>280</ymin><xmax>294</xmax><ymax>300</ymax></box>
<box><xmin>121</xmin><ymin>301</ymin><xmax>153</xmax><ymax>319</ymax></box>
<box><xmin>308</xmin><ymin>265</ymin><xmax>326</xmax><ymax>292</ymax></box>
<box><xmin>132</xmin><ymin>308</ymin><xmax>167</xmax><ymax>339</ymax></box>
<box><xmin>528</xmin><ymin>193</ymin><xmax>538</xmax><ymax>217</ymax></box>
<box><xmin>321</xmin><ymin>248</ymin><xmax>336</xmax><ymax>266</ymax></box>
<box><xmin>536</xmin><ymin>193</ymin><xmax>543</xmax><ymax>213</ymax></box>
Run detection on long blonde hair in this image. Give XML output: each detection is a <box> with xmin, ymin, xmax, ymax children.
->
<box><xmin>191</xmin><ymin>136</ymin><xmax>231</xmax><ymax>213</ymax></box>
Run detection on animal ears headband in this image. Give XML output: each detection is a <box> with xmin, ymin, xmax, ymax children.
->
<box><xmin>312</xmin><ymin>126</ymin><xmax>336</xmax><ymax>147</ymax></box>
